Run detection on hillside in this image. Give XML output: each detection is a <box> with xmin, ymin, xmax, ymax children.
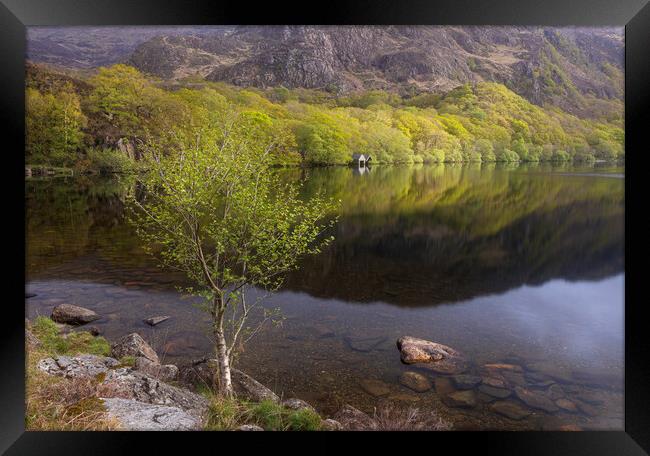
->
<box><xmin>27</xmin><ymin>26</ymin><xmax>624</xmax><ymax>119</ymax></box>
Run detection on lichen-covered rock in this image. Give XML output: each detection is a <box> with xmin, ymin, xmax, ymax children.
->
<box><xmin>231</xmin><ymin>368</ymin><xmax>279</xmax><ymax>403</ymax></box>
<box><xmin>321</xmin><ymin>418</ymin><xmax>344</xmax><ymax>431</ymax></box>
<box><xmin>102</xmin><ymin>397</ymin><xmax>201</xmax><ymax>431</ymax></box>
<box><xmin>37</xmin><ymin>354</ymin><xmax>119</xmax><ymax>378</ymax></box>
<box><xmin>236</xmin><ymin>424</ymin><xmax>264</xmax><ymax>431</ymax></box>
<box><xmin>135</xmin><ymin>356</ymin><xmax>179</xmax><ymax>382</ymax></box>
<box><xmin>111</xmin><ymin>333</ymin><xmax>159</xmax><ymax>364</ymax></box>
<box><xmin>51</xmin><ymin>304</ymin><xmax>100</xmax><ymax>325</ymax></box>
<box><xmin>281</xmin><ymin>398</ymin><xmax>315</xmax><ymax>412</ymax></box>
<box><xmin>100</xmin><ymin>368</ymin><xmax>209</xmax><ymax>419</ymax></box>
<box><xmin>396</xmin><ymin>336</ymin><xmax>467</xmax><ymax>374</ymax></box>
<box><xmin>26</xmin><ymin>328</ymin><xmax>41</xmax><ymax>348</ymax></box>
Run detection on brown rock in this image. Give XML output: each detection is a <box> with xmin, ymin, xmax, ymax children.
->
<box><xmin>345</xmin><ymin>335</ymin><xmax>387</xmax><ymax>352</ymax></box>
<box><xmin>333</xmin><ymin>405</ymin><xmax>373</xmax><ymax>430</ymax></box>
<box><xmin>111</xmin><ymin>333</ymin><xmax>160</xmax><ymax>364</ymax></box>
<box><xmin>396</xmin><ymin>336</ymin><xmax>467</xmax><ymax>374</ymax></box>
<box><xmin>442</xmin><ymin>390</ymin><xmax>477</xmax><ymax>408</ymax></box>
<box><xmin>484</xmin><ymin>363</ymin><xmax>523</xmax><ymax>373</ymax></box>
<box><xmin>434</xmin><ymin>377</ymin><xmax>456</xmax><ymax>395</ymax></box>
<box><xmin>399</xmin><ymin>371</ymin><xmax>432</xmax><ymax>392</ymax></box>
<box><xmin>555</xmin><ymin>398</ymin><xmax>578</xmax><ymax>413</ymax></box>
<box><xmin>559</xmin><ymin>424</ymin><xmax>583</xmax><ymax>431</ymax></box>
<box><xmin>490</xmin><ymin>401</ymin><xmax>531</xmax><ymax>420</ymax></box>
<box><xmin>451</xmin><ymin>374</ymin><xmax>482</xmax><ymax>389</ymax></box>
<box><xmin>51</xmin><ymin>304</ymin><xmax>100</xmax><ymax>325</ymax></box>
<box><xmin>479</xmin><ymin>385</ymin><xmax>512</xmax><ymax>399</ymax></box>
<box><xmin>359</xmin><ymin>378</ymin><xmax>391</xmax><ymax>397</ymax></box>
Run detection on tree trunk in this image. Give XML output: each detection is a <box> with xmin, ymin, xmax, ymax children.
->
<box><xmin>213</xmin><ymin>307</ymin><xmax>234</xmax><ymax>397</ymax></box>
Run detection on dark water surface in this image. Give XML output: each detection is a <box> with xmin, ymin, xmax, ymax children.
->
<box><xmin>26</xmin><ymin>163</ymin><xmax>624</xmax><ymax>430</ymax></box>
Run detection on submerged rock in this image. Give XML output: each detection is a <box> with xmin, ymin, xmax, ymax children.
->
<box><xmin>478</xmin><ymin>385</ymin><xmax>512</xmax><ymax>399</ymax></box>
<box><xmin>490</xmin><ymin>401</ymin><xmax>531</xmax><ymax>420</ymax></box>
<box><xmin>396</xmin><ymin>336</ymin><xmax>467</xmax><ymax>374</ymax></box>
<box><xmin>111</xmin><ymin>333</ymin><xmax>160</xmax><ymax>364</ymax></box>
<box><xmin>231</xmin><ymin>368</ymin><xmax>279</xmax><ymax>403</ymax></box>
<box><xmin>451</xmin><ymin>374</ymin><xmax>482</xmax><ymax>390</ymax></box>
<box><xmin>399</xmin><ymin>371</ymin><xmax>432</xmax><ymax>392</ymax></box>
<box><xmin>37</xmin><ymin>354</ymin><xmax>119</xmax><ymax>378</ymax></box>
<box><xmin>359</xmin><ymin>378</ymin><xmax>391</xmax><ymax>397</ymax></box>
<box><xmin>102</xmin><ymin>397</ymin><xmax>201</xmax><ymax>431</ymax></box>
<box><xmin>344</xmin><ymin>335</ymin><xmax>388</xmax><ymax>352</ymax></box>
<box><xmin>434</xmin><ymin>377</ymin><xmax>456</xmax><ymax>396</ymax></box>
<box><xmin>51</xmin><ymin>304</ymin><xmax>100</xmax><ymax>325</ymax></box>
<box><xmin>555</xmin><ymin>398</ymin><xmax>578</xmax><ymax>413</ymax></box>
<box><xmin>514</xmin><ymin>386</ymin><xmax>559</xmax><ymax>413</ymax></box>
<box><xmin>442</xmin><ymin>390</ymin><xmax>477</xmax><ymax>408</ymax></box>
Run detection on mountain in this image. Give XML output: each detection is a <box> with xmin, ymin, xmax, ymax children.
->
<box><xmin>26</xmin><ymin>26</ymin><xmax>623</xmax><ymax>117</ymax></box>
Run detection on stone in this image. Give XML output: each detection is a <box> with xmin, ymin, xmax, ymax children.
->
<box><xmin>451</xmin><ymin>374</ymin><xmax>482</xmax><ymax>390</ymax></box>
<box><xmin>575</xmin><ymin>400</ymin><xmax>599</xmax><ymax>417</ymax></box>
<box><xmin>344</xmin><ymin>335</ymin><xmax>388</xmax><ymax>352</ymax></box>
<box><xmin>481</xmin><ymin>376</ymin><xmax>510</xmax><ymax>389</ymax></box>
<box><xmin>143</xmin><ymin>315</ymin><xmax>170</xmax><ymax>326</ymax></box>
<box><xmin>321</xmin><ymin>419</ymin><xmax>343</xmax><ymax>431</ymax></box>
<box><xmin>178</xmin><ymin>358</ymin><xmax>218</xmax><ymax>388</ymax></box>
<box><xmin>387</xmin><ymin>392</ymin><xmax>421</xmax><ymax>403</ymax></box>
<box><xmin>332</xmin><ymin>404</ymin><xmax>373</xmax><ymax>430</ymax></box>
<box><xmin>479</xmin><ymin>385</ymin><xmax>512</xmax><ymax>399</ymax></box>
<box><xmin>310</xmin><ymin>324</ymin><xmax>335</xmax><ymax>338</ymax></box>
<box><xmin>575</xmin><ymin>391</ymin><xmax>605</xmax><ymax>405</ymax></box>
<box><xmin>37</xmin><ymin>354</ymin><xmax>119</xmax><ymax>378</ymax></box>
<box><xmin>111</xmin><ymin>333</ymin><xmax>160</xmax><ymax>364</ymax></box>
<box><xmin>398</xmin><ymin>371</ymin><xmax>432</xmax><ymax>392</ymax></box>
<box><xmin>134</xmin><ymin>356</ymin><xmax>179</xmax><ymax>382</ymax></box>
<box><xmin>442</xmin><ymin>390</ymin><xmax>477</xmax><ymax>408</ymax></box>
<box><xmin>526</xmin><ymin>361</ymin><xmax>573</xmax><ymax>384</ymax></box>
<box><xmin>359</xmin><ymin>378</ymin><xmax>391</xmax><ymax>397</ymax></box>
<box><xmin>396</xmin><ymin>336</ymin><xmax>467</xmax><ymax>374</ymax></box>
<box><xmin>434</xmin><ymin>377</ymin><xmax>456</xmax><ymax>396</ymax></box>
<box><xmin>558</xmin><ymin>424</ymin><xmax>583</xmax><ymax>431</ymax></box>
<box><xmin>547</xmin><ymin>384</ymin><xmax>565</xmax><ymax>400</ymax></box>
<box><xmin>231</xmin><ymin>368</ymin><xmax>279</xmax><ymax>403</ymax></box>
<box><xmin>102</xmin><ymin>397</ymin><xmax>201</xmax><ymax>431</ymax></box>
<box><xmin>555</xmin><ymin>398</ymin><xmax>578</xmax><ymax>413</ymax></box>
<box><xmin>483</xmin><ymin>363</ymin><xmax>523</xmax><ymax>373</ymax></box>
<box><xmin>236</xmin><ymin>424</ymin><xmax>264</xmax><ymax>431</ymax></box>
<box><xmin>501</xmin><ymin>371</ymin><xmax>528</xmax><ymax>387</ymax></box>
<box><xmin>26</xmin><ymin>293</ymin><xmax>37</xmax><ymax>299</ymax></box>
<box><xmin>26</xmin><ymin>329</ymin><xmax>41</xmax><ymax>348</ymax></box>
<box><xmin>51</xmin><ymin>304</ymin><xmax>100</xmax><ymax>325</ymax></box>
<box><xmin>514</xmin><ymin>386</ymin><xmax>559</xmax><ymax>413</ymax></box>
<box><xmin>490</xmin><ymin>401</ymin><xmax>531</xmax><ymax>420</ymax></box>
<box><xmin>100</xmin><ymin>368</ymin><xmax>209</xmax><ymax>419</ymax></box>
<box><xmin>87</xmin><ymin>326</ymin><xmax>102</xmax><ymax>336</ymax></box>
<box><xmin>281</xmin><ymin>398</ymin><xmax>315</xmax><ymax>412</ymax></box>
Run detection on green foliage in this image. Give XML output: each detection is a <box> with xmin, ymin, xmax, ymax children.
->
<box><xmin>26</xmin><ymin>85</ymin><xmax>86</xmax><ymax>166</ymax></box>
<box><xmin>85</xmin><ymin>147</ymin><xmax>138</xmax><ymax>174</ymax></box>
<box><xmin>248</xmin><ymin>400</ymin><xmax>321</xmax><ymax>431</ymax></box>
<box><xmin>552</xmin><ymin>150</ymin><xmax>571</xmax><ymax>162</ymax></box>
<box><xmin>496</xmin><ymin>148</ymin><xmax>520</xmax><ymax>162</ymax></box>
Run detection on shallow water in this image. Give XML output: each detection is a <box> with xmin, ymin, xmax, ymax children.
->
<box><xmin>26</xmin><ymin>163</ymin><xmax>624</xmax><ymax>430</ymax></box>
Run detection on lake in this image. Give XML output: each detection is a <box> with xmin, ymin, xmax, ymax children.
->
<box><xmin>26</xmin><ymin>162</ymin><xmax>624</xmax><ymax>430</ymax></box>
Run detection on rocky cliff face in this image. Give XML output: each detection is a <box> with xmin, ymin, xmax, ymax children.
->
<box><xmin>27</xmin><ymin>26</ymin><xmax>623</xmax><ymax>116</ymax></box>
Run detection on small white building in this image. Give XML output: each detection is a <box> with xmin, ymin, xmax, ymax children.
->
<box><xmin>351</xmin><ymin>153</ymin><xmax>372</xmax><ymax>167</ymax></box>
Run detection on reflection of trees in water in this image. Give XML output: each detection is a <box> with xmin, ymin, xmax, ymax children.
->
<box><xmin>26</xmin><ymin>165</ymin><xmax>624</xmax><ymax>307</ymax></box>
<box><xmin>282</xmin><ymin>165</ymin><xmax>624</xmax><ymax>306</ymax></box>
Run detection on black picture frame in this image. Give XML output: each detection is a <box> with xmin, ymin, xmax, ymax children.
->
<box><xmin>2</xmin><ymin>0</ymin><xmax>648</xmax><ymax>453</ymax></box>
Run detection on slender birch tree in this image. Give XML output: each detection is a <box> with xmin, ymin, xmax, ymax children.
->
<box><xmin>130</xmin><ymin>110</ymin><xmax>338</xmax><ymax>396</ymax></box>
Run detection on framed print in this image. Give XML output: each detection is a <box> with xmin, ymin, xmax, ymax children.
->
<box><xmin>1</xmin><ymin>0</ymin><xmax>649</xmax><ymax>453</ymax></box>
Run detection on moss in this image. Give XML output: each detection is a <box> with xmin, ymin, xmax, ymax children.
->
<box><xmin>117</xmin><ymin>355</ymin><xmax>136</xmax><ymax>367</ymax></box>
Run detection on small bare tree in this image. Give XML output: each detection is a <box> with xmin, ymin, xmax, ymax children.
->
<box><xmin>130</xmin><ymin>110</ymin><xmax>338</xmax><ymax>396</ymax></box>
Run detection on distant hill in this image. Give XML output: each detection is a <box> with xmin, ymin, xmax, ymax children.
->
<box><xmin>27</xmin><ymin>26</ymin><xmax>623</xmax><ymax>118</ymax></box>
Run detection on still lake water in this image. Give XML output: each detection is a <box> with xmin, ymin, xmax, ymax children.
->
<box><xmin>26</xmin><ymin>163</ymin><xmax>624</xmax><ymax>430</ymax></box>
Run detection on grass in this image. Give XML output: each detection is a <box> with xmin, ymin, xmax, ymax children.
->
<box><xmin>201</xmin><ymin>391</ymin><xmax>323</xmax><ymax>431</ymax></box>
<box><xmin>26</xmin><ymin>317</ymin><xmax>119</xmax><ymax>430</ymax></box>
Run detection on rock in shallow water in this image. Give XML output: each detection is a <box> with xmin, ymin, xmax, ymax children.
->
<box><xmin>442</xmin><ymin>390</ymin><xmax>477</xmax><ymax>408</ymax></box>
<box><xmin>399</xmin><ymin>371</ymin><xmax>432</xmax><ymax>392</ymax></box>
<box><xmin>359</xmin><ymin>378</ymin><xmax>391</xmax><ymax>397</ymax></box>
<box><xmin>51</xmin><ymin>304</ymin><xmax>100</xmax><ymax>325</ymax></box>
<box><xmin>102</xmin><ymin>397</ymin><xmax>201</xmax><ymax>431</ymax></box>
<box><xmin>143</xmin><ymin>315</ymin><xmax>170</xmax><ymax>326</ymax></box>
<box><xmin>345</xmin><ymin>335</ymin><xmax>388</xmax><ymax>352</ymax></box>
<box><xmin>396</xmin><ymin>336</ymin><xmax>467</xmax><ymax>374</ymax></box>
<box><xmin>514</xmin><ymin>386</ymin><xmax>559</xmax><ymax>413</ymax></box>
<box><xmin>478</xmin><ymin>384</ymin><xmax>512</xmax><ymax>399</ymax></box>
<box><xmin>490</xmin><ymin>401</ymin><xmax>531</xmax><ymax>420</ymax></box>
<box><xmin>451</xmin><ymin>374</ymin><xmax>481</xmax><ymax>390</ymax></box>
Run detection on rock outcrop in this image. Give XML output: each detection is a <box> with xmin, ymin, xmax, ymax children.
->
<box><xmin>37</xmin><ymin>354</ymin><xmax>119</xmax><ymax>378</ymax></box>
<box><xmin>111</xmin><ymin>333</ymin><xmax>160</xmax><ymax>364</ymax></box>
<box><xmin>134</xmin><ymin>356</ymin><xmax>179</xmax><ymax>382</ymax></box>
<box><xmin>231</xmin><ymin>368</ymin><xmax>279</xmax><ymax>403</ymax></box>
<box><xmin>102</xmin><ymin>397</ymin><xmax>202</xmax><ymax>431</ymax></box>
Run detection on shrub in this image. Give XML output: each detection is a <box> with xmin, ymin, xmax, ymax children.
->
<box><xmin>496</xmin><ymin>148</ymin><xmax>520</xmax><ymax>162</ymax></box>
<box><xmin>86</xmin><ymin>147</ymin><xmax>138</xmax><ymax>174</ymax></box>
<box><xmin>551</xmin><ymin>149</ymin><xmax>571</xmax><ymax>162</ymax></box>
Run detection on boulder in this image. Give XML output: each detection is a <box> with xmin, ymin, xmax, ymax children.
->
<box><xmin>451</xmin><ymin>374</ymin><xmax>481</xmax><ymax>390</ymax></box>
<box><xmin>37</xmin><ymin>354</ymin><xmax>119</xmax><ymax>378</ymax></box>
<box><xmin>111</xmin><ymin>333</ymin><xmax>159</xmax><ymax>364</ymax></box>
<box><xmin>51</xmin><ymin>304</ymin><xmax>100</xmax><ymax>325</ymax></box>
<box><xmin>434</xmin><ymin>377</ymin><xmax>456</xmax><ymax>396</ymax></box>
<box><xmin>332</xmin><ymin>405</ymin><xmax>373</xmax><ymax>430</ymax></box>
<box><xmin>100</xmin><ymin>368</ymin><xmax>209</xmax><ymax>419</ymax></box>
<box><xmin>26</xmin><ymin>329</ymin><xmax>41</xmax><ymax>348</ymax></box>
<box><xmin>102</xmin><ymin>397</ymin><xmax>201</xmax><ymax>431</ymax></box>
<box><xmin>399</xmin><ymin>371</ymin><xmax>432</xmax><ymax>392</ymax></box>
<box><xmin>134</xmin><ymin>356</ymin><xmax>179</xmax><ymax>382</ymax></box>
<box><xmin>87</xmin><ymin>326</ymin><xmax>102</xmax><ymax>336</ymax></box>
<box><xmin>359</xmin><ymin>378</ymin><xmax>391</xmax><ymax>397</ymax></box>
<box><xmin>396</xmin><ymin>336</ymin><xmax>467</xmax><ymax>374</ymax></box>
<box><xmin>514</xmin><ymin>386</ymin><xmax>559</xmax><ymax>413</ymax></box>
<box><xmin>321</xmin><ymin>418</ymin><xmax>343</xmax><ymax>431</ymax></box>
<box><xmin>441</xmin><ymin>390</ymin><xmax>477</xmax><ymax>408</ymax></box>
<box><xmin>179</xmin><ymin>358</ymin><xmax>218</xmax><ymax>388</ymax></box>
<box><xmin>281</xmin><ymin>398</ymin><xmax>316</xmax><ymax>412</ymax></box>
<box><xmin>236</xmin><ymin>424</ymin><xmax>264</xmax><ymax>431</ymax></box>
<box><xmin>490</xmin><ymin>401</ymin><xmax>531</xmax><ymax>420</ymax></box>
<box><xmin>231</xmin><ymin>368</ymin><xmax>279</xmax><ymax>403</ymax></box>
<box><xmin>143</xmin><ymin>315</ymin><xmax>170</xmax><ymax>327</ymax></box>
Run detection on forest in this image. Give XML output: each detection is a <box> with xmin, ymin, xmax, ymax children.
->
<box><xmin>26</xmin><ymin>63</ymin><xmax>625</xmax><ymax>172</ymax></box>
